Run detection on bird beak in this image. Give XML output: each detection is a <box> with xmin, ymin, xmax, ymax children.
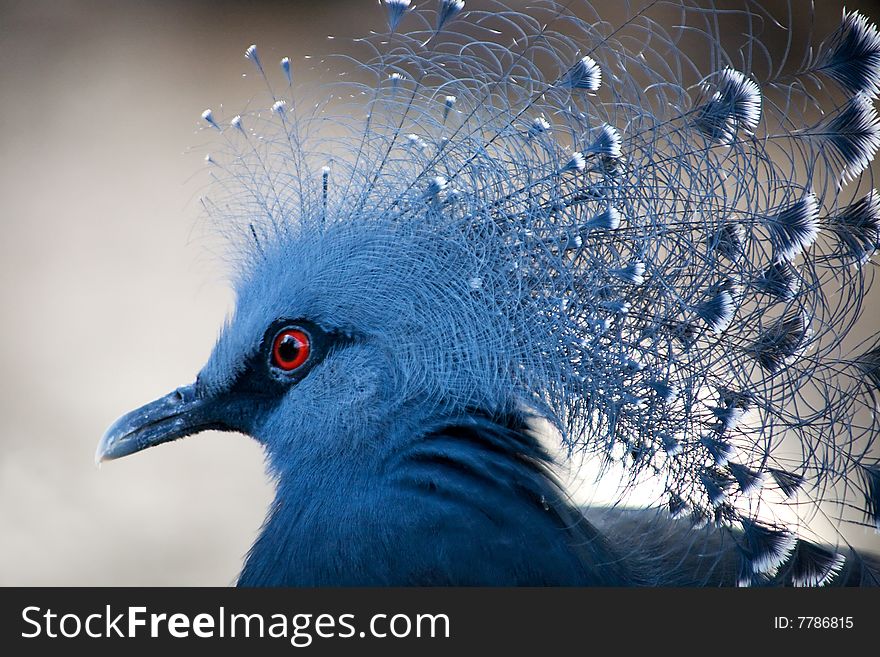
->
<box><xmin>96</xmin><ymin>383</ymin><xmax>220</xmax><ymax>463</ymax></box>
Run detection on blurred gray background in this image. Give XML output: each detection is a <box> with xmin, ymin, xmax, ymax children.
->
<box><xmin>1</xmin><ymin>0</ymin><xmax>879</xmax><ymax>585</ymax></box>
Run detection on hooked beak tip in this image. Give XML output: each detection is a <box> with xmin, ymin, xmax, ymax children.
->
<box><xmin>96</xmin><ymin>384</ymin><xmax>206</xmax><ymax>464</ymax></box>
<box><xmin>94</xmin><ymin>437</ymin><xmax>112</xmax><ymax>466</ymax></box>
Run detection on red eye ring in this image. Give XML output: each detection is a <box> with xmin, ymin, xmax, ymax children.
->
<box><xmin>271</xmin><ymin>328</ymin><xmax>311</xmax><ymax>372</ymax></box>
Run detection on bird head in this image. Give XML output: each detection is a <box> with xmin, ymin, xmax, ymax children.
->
<box><xmin>97</xmin><ymin>216</ymin><xmax>531</xmax><ymax>474</ymax></box>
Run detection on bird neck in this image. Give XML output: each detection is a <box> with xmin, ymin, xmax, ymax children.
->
<box><xmin>238</xmin><ymin>409</ymin><xmax>633</xmax><ymax>586</ymax></box>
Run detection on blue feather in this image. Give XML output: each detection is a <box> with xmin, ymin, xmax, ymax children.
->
<box><xmin>695</xmin><ymin>291</ymin><xmax>734</xmax><ymax>334</ymax></box>
<box><xmin>383</xmin><ymin>0</ymin><xmax>411</xmax><ymax>32</ymax></box>
<box><xmin>561</xmin><ymin>55</ymin><xmax>601</xmax><ymax>91</ymax></box>
<box><xmin>815</xmin><ymin>11</ymin><xmax>880</xmax><ymax>97</ymax></box>
<box><xmin>788</xmin><ymin>541</ymin><xmax>846</xmax><ymax>587</ymax></box>
<box><xmin>585</xmin><ymin>124</ymin><xmax>622</xmax><ymax>159</ymax></box>
<box><xmin>562</xmin><ymin>151</ymin><xmax>587</xmax><ymax>173</ymax></box>
<box><xmin>826</xmin><ymin>190</ymin><xmax>880</xmax><ymax>264</ymax></box>
<box><xmin>753</xmin><ymin>313</ymin><xmax>812</xmax><ymax>373</ymax></box>
<box><xmin>768</xmin><ymin>468</ymin><xmax>804</xmax><ymax>498</ymax></box>
<box><xmin>580</xmin><ymin>207</ymin><xmax>621</xmax><ymax>234</ymax></box>
<box><xmin>739</xmin><ymin>519</ymin><xmax>797</xmax><ymax>577</ymax></box>
<box><xmin>728</xmin><ymin>463</ymin><xmax>763</xmax><ymax>496</ymax></box>
<box><xmin>660</xmin><ymin>432</ymin><xmax>682</xmax><ymax>456</ymax></box>
<box><xmin>244</xmin><ymin>44</ymin><xmax>263</xmax><ymax>75</ymax></box>
<box><xmin>711</xmin><ymin>222</ymin><xmax>746</xmax><ymax>261</ymax></box>
<box><xmin>699</xmin><ymin>434</ymin><xmax>735</xmax><ymax>467</ymax></box>
<box><xmin>699</xmin><ymin>470</ymin><xmax>730</xmax><ymax>508</ymax></box>
<box><xmin>756</xmin><ymin>261</ymin><xmax>799</xmax><ymax>301</ymax></box>
<box><xmin>280</xmin><ymin>56</ymin><xmax>291</xmax><ymax>85</ymax></box>
<box><xmin>436</xmin><ymin>0</ymin><xmax>465</xmax><ymax>32</ymax></box>
<box><xmin>442</xmin><ymin>95</ymin><xmax>457</xmax><ymax>123</ymax></box>
<box><xmin>810</xmin><ymin>94</ymin><xmax>880</xmax><ymax>181</ymax></box>
<box><xmin>200</xmin><ymin>108</ymin><xmax>219</xmax><ymax>130</ymax></box>
<box><xmin>648</xmin><ymin>381</ymin><xmax>678</xmax><ymax>404</ymax></box>
<box><xmin>668</xmin><ymin>493</ymin><xmax>687</xmax><ymax>519</ymax></box>
<box><xmin>609</xmin><ymin>262</ymin><xmax>645</xmax><ymax>285</ymax></box>
<box><xmin>762</xmin><ymin>195</ymin><xmax>820</xmax><ymax>262</ymax></box>
<box><xmin>694</xmin><ymin>68</ymin><xmax>761</xmax><ymax>144</ymax></box>
<box><xmin>710</xmin><ymin>403</ymin><xmax>746</xmax><ymax>432</ymax></box>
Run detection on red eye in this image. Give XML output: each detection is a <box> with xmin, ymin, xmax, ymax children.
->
<box><xmin>271</xmin><ymin>328</ymin><xmax>311</xmax><ymax>371</ymax></box>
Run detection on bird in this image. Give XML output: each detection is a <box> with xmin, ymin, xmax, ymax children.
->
<box><xmin>97</xmin><ymin>0</ymin><xmax>880</xmax><ymax>586</ymax></box>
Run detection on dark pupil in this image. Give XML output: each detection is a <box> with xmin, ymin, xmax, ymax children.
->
<box><xmin>277</xmin><ymin>335</ymin><xmax>302</xmax><ymax>363</ymax></box>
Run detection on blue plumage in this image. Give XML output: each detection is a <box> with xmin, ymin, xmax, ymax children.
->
<box><xmin>98</xmin><ymin>0</ymin><xmax>880</xmax><ymax>586</ymax></box>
